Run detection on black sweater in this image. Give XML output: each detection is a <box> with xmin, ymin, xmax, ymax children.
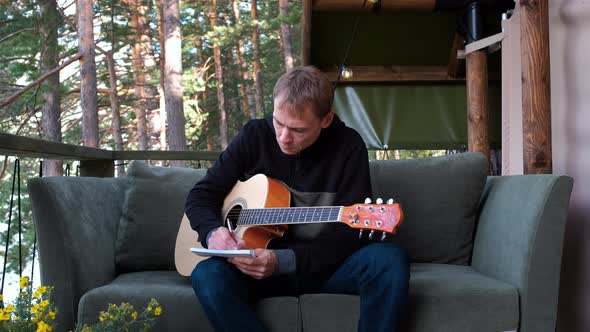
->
<box><xmin>185</xmin><ymin>115</ymin><xmax>372</xmax><ymax>286</ymax></box>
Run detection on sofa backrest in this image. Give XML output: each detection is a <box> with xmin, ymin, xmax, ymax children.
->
<box><xmin>116</xmin><ymin>152</ymin><xmax>488</xmax><ymax>271</ymax></box>
<box><xmin>369</xmin><ymin>152</ymin><xmax>488</xmax><ymax>265</ymax></box>
<box><xmin>115</xmin><ymin>161</ymin><xmax>207</xmax><ymax>272</ymax></box>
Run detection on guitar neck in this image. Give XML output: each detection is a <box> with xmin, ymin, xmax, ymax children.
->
<box><xmin>236</xmin><ymin>206</ymin><xmax>344</xmax><ymax>226</ymax></box>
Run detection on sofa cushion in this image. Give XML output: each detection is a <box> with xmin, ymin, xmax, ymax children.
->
<box><xmin>369</xmin><ymin>152</ymin><xmax>487</xmax><ymax>264</ymax></box>
<box><xmin>115</xmin><ymin>161</ymin><xmax>207</xmax><ymax>271</ymax></box>
<box><xmin>78</xmin><ymin>271</ymin><xmax>300</xmax><ymax>332</ymax></box>
<box><xmin>299</xmin><ymin>263</ymin><xmax>518</xmax><ymax>332</ymax></box>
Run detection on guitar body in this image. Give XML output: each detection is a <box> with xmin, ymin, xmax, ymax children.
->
<box><xmin>175</xmin><ymin>174</ymin><xmax>291</xmax><ymax>276</ymax></box>
<box><xmin>222</xmin><ymin>174</ymin><xmax>291</xmax><ymax>248</ymax></box>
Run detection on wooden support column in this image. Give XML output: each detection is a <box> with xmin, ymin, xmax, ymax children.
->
<box><xmin>520</xmin><ymin>0</ymin><xmax>552</xmax><ymax>174</ymax></box>
<box><xmin>465</xmin><ymin>1</ymin><xmax>490</xmax><ymax>161</ymax></box>
<box><xmin>466</xmin><ymin>52</ymin><xmax>489</xmax><ymax>160</ymax></box>
<box><xmin>302</xmin><ymin>0</ymin><xmax>312</xmax><ymax>66</ymax></box>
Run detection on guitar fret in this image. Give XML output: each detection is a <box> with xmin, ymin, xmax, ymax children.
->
<box><xmin>235</xmin><ymin>206</ymin><xmax>343</xmax><ymax>226</ymax></box>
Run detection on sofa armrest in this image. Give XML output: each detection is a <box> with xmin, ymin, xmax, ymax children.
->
<box><xmin>471</xmin><ymin>175</ymin><xmax>573</xmax><ymax>332</ymax></box>
<box><xmin>28</xmin><ymin>176</ymin><xmax>128</xmax><ymax>331</ymax></box>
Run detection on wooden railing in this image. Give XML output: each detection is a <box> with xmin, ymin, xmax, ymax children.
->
<box><xmin>0</xmin><ymin>132</ymin><xmax>220</xmax><ymax>177</ymax></box>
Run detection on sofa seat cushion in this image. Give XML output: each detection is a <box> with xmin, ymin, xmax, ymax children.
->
<box><xmin>299</xmin><ymin>263</ymin><xmax>519</xmax><ymax>332</ymax></box>
<box><xmin>77</xmin><ymin>271</ymin><xmax>300</xmax><ymax>332</ymax></box>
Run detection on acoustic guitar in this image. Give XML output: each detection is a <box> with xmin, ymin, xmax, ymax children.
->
<box><xmin>174</xmin><ymin>174</ymin><xmax>403</xmax><ymax>276</ymax></box>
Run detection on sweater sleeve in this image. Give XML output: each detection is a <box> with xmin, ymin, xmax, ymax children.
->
<box><xmin>184</xmin><ymin>122</ymin><xmax>254</xmax><ymax>247</ymax></box>
<box><xmin>287</xmin><ymin>140</ymin><xmax>372</xmax><ymax>279</ymax></box>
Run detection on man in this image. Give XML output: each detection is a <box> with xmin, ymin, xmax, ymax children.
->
<box><xmin>186</xmin><ymin>66</ymin><xmax>409</xmax><ymax>331</ymax></box>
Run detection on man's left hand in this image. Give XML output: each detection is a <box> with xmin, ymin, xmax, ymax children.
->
<box><xmin>228</xmin><ymin>249</ymin><xmax>276</xmax><ymax>280</ymax></box>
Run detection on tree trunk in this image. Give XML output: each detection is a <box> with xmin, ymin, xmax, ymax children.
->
<box><xmin>251</xmin><ymin>0</ymin><xmax>265</xmax><ymax>116</ymax></box>
<box><xmin>164</xmin><ymin>0</ymin><xmax>186</xmax><ymax>166</ymax></box>
<box><xmin>156</xmin><ymin>0</ymin><xmax>167</xmax><ymax>151</ymax></box>
<box><xmin>195</xmin><ymin>36</ymin><xmax>214</xmax><ymax>152</ymax></box>
<box><xmin>126</xmin><ymin>0</ymin><xmax>148</xmax><ymax>150</ymax></box>
<box><xmin>140</xmin><ymin>0</ymin><xmax>159</xmax><ymax>151</ymax></box>
<box><xmin>210</xmin><ymin>0</ymin><xmax>228</xmax><ymax>150</ymax></box>
<box><xmin>78</xmin><ymin>0</ymin><xmax>99</xmax><ymax>147</ymax></box>
<box><xmin>105</xmin><ymin>50</ymin><xmax>125</xmax><ymax>176</ymax></box>
<box><xmin>40</xmin><ymin>0</ymin><xmax>63</xmax><ymax>176</ymax></box>
<box><xmin>231</xmin><ymin>0</ymin><xmax>253</xmax><ymax>120</ymax></box>
<box><xmin>279</xmin><ymin>0</ymin><xmax>294</xmax><ymax>70</ymax></box>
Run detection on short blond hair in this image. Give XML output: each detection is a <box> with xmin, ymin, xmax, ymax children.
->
<box><xmin>273</xmin><ymin>66</ymin><xmax>333</xmax><ymax>119</ymax></box>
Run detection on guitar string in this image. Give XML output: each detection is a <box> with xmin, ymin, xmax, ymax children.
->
<box><xmin>224</xmin><ymin>207</ymin><xmax>344</xmax><ymax>226</ymax></box>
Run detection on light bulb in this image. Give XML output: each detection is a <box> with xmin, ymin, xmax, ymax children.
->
<box><xmin>341</xmin><ymin>67</ymin><xmax>353</xmax><ymax>79</ymax></box>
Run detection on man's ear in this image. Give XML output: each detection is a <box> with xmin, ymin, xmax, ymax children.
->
<box><xmin>320</xmin><ymin>111</ymin><xmax>334</xmax><ymax>128</ymax></box>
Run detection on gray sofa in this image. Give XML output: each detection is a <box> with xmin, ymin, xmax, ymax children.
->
<box><xmin>28</xmin><ymin>152</ymin><xmax>573</xmax><ymax>332</ymax></box>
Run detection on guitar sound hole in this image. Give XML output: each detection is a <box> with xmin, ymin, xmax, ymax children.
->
<box><xmin>226</xmin><ymin>205</ymin><xmax>243</xmax><ymax>227</ymax></box>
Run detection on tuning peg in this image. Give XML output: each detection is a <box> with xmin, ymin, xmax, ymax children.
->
<box><xmin>380</xmin><ymin>232</ymin><xmax>387</xmax><ymax>241</ymax></box>
<box><xmin>369</xmin><ymin>230</ymin><xmax>375</xmax><ymax>240</ymax></box>
<box><xmin>358</xmin><ymin>229</ymin><xmax>364</xmax><ymax>239</ymax></box>
<box><xmin>376</xmin><ymin>198</ymin><xmax>383</xmax><ymax>204</ymax></box>
<box><xmin>364</xmin><ymin>198</ymin><xmax>372</xmax><ymax>204</ymax></box>
<box><xmin>386</xmin><ymin>198</ymin><xmax>395</xmax><ymax>204</ymax></box>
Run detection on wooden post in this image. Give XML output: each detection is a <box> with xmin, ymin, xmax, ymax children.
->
<box><xmin>466</xmin><ymin>52</ymin><xmax>490</xmax><ymax>160</ymax></box>
<box><xmin>520</xmin><ymin>0</ymin><xmax>552</xmax><ymax>174</ymax></box>
<box><xmin>465</xmin><ymin>2</ymin><xmax>490</xmax><ymax>161</ymax></box>
<box><xmin>80</xmin><ymin>160</ymin><xmax>114</xmax><ymax>177</ymax></box>
<box><xmin>302</xmin><ymin>0</ymin><xmax>312</xmax><ymax>66</ymax></box>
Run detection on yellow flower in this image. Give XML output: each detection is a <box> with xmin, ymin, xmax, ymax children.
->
<box><xmin>39</xmin><ymin>300</ymin><xmax>50</xmax><ymax>308</ymax></box>
<box><xmin>0</xmin><ymin>294</ymin><xmax>3</xmax><ymax>301</ymax></box>
<box><xmin>49</xmin><ymin>311</ymin><xmax>56</xmax><ymax>320</ymax></box>
<box><xmin>131</xmin><ymin>311</ymin><xmax>138</xmax><ymax>319</ymax></box>
<box><xmin>0</xmin><ymin>309</ymin><xmax>10</xmax><ymax>321</ymax></box>
<box><xmin>20</xmin><ymin>276</ymin><xmax>29</xmax><ymax>290</ymax></box>
<box><xmin>81</xmin><ymin>326</ymin><xmax>94</xmax><ymax>332</ymax></box>
<box><xmin>147</xmin><ymin>306</ymin><xmax>152</xmax><ymax>313</ymax></box>
<box><xmin>154</xmin><ymin>307</ymin><xmax>162</xmax><ymax>316</ymax></box>
<box><xmin>5</xmin><ymin>305</ymin><xmax>15</xmax><ymax>313</ymax></box>
<box><xmin>37</xmin><ymin>320</ymin><xmax>52</xmax><ymax>332</ymax></box>
<box><xmin>31</xmin><ymin>304</ymin><xmax>40</xmax><ymax>314</ymax></box>
<box><xmin>33</xmin><ymin>286</ymin><xmax>49</xmax><ymax>299</ymax></box>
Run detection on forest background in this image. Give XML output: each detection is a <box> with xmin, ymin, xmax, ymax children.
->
<box><xmin>0</xmin><ymin>0</ymin><xmax>442</xmax><ymax>297</ymax></box>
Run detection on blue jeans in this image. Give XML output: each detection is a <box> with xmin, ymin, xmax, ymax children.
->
<box><xmin>192</xmin><ymin>243</ymin><xmax>409</xmax><ymax>332</ymax></box>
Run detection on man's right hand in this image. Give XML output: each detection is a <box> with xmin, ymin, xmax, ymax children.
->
<box><xmin>207</xmin><ymin>227</ymin><xmax>246</xmax><ymax>250</ymax></box>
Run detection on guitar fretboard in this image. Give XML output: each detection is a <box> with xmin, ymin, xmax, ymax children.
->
<box><xmin>236</xmin><ymin>207</ymin><xmax>343</xmax><ymax>226</ymax></box>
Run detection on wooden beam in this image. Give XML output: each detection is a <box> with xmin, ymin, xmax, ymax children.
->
<box><xmin>521</xmin><ymin>0</ymin><xmax>552</xmax><ymax>174</ymax></box>
<box><xmin>302</xmin><ymin>0</ymin><xmax>312</xmax><ymax>66</ymax></box>
<box><xmin>0</xmin><ymin>133</ymin><xmax>112</xmax><ymax>160</ymax></box>
<box><xmin>447</xmin><ymin>32</ymin><xmax>465</xmax><ymax>79</ymax></box>
<box><xmin>0</xmin><ymin>133</ymin><xmax>220</xmax><ymax>161</ymax></box>
<box><xmin>312</xmin><ymin>0</ymin><xmax>436</xmax><ymax>11</ymax></box>
<box><xmin>466</xmin><ymin>50</ymin><xmax>490</xmax><ymax>161</ymax></box>
<box><xmin>322</xmin><ymin>65</ymin><xmax>472</xmax><ymax>82</ymax></box>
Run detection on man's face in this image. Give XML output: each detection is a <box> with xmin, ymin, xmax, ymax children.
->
<box><xmin>272</xmin><ymin>98</ymin><xmax>333</xmax><ymax>155</ymax></box>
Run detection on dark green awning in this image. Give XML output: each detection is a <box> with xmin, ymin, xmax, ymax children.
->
<box><xmin>334</xmin><ymin>84</ymin><xmax>501</xmax><ymax>150</ymax></box>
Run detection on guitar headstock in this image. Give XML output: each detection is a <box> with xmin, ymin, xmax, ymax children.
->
<box><xmin>341</xmin><ymin>198</ymin><xmax>403</xmax><ymax>240</ymax></box>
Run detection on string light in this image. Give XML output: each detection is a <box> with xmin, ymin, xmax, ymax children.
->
<box><xmin>341</xmin><ymin>66</ymin><xmax>353</xmax><ymax>80</ymax></box>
